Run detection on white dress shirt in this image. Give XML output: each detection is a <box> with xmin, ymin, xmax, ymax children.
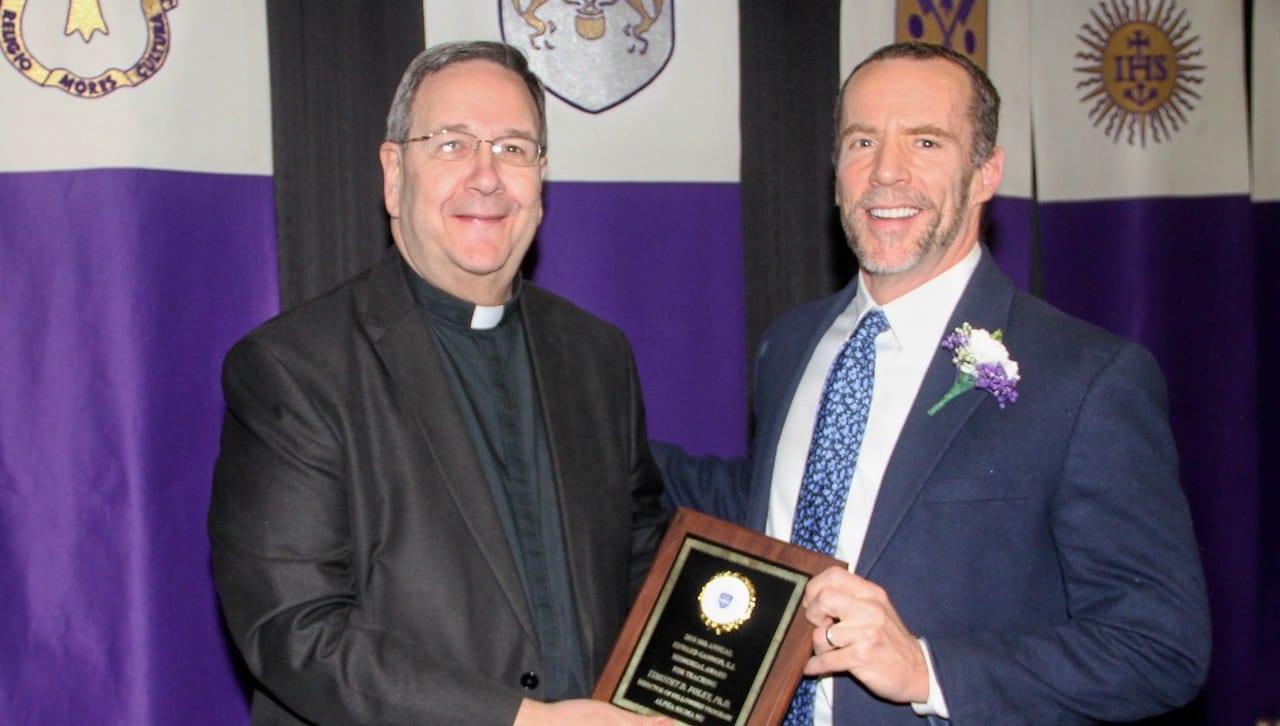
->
<box><xmin>765</xmin><ymin>244</ymin><xmax>981</xmax><ymax>723</ymax></box>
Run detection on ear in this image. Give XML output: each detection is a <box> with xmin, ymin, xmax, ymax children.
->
<box><xmin>379</xmin><ymin>142</ymin><xmax>403</xmax><ymax>218</ymax></box>
<box><xmin>970</xmin><ymin>144</ymin><xmax>1004</xmax><ymax>205</ymax></box>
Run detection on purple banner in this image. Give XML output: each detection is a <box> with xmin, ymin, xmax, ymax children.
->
<box><xmin>1038</xmin><ymin>194</ymin><xmax>1259</xmax><ymax>723</ymax></box>
<box><xmin>534</xmin><ymin>181</ymin><xmax>747</xmax><ymax>457</ymax></box>
<box><xmin>1256</xmin><ymin>199</ymin><xmax>1280</xmax><ymax>719</ymax></box>
<box><xmin>0</xmin><ymin>168</ymin><xmax>276</xmax><ymax>723</ymax></box>
<box><xmin>986</xmin><ymin>195</ymin><xmax>1036</xmax><ymax>291</ymax></box>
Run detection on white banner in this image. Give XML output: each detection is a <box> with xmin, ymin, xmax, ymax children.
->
<box><xmin>0</xmin><ymin>0</ymin><xmax>272</xmax><ymax>174</ymax></box>
<box><xmin>1030</xmin><ymin>0</ymin><xmax>1249</xmax><ymax>201</ymax></box>
<box><xmin>423</xmin><ymin>0</ymin><xmax>738</xmax><ymax>183</ymax></box>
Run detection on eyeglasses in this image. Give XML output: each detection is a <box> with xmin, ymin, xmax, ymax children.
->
<box><xmin>401</xmin><ymin>129</ymin><xmax>545</xmax><ymax>167</ymax></box>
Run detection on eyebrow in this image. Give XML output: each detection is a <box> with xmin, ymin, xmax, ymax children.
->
<box><xmin>838</xmin><ymin>122</ymin><xmax>877</xmax><ymax>141</ymax></box>
<box><xmin>903</xmin><ymin>124</ymin><xmax>958</xmax><ymax>141</ymax></box>
<box><xmin>838</xmin><ymin>122</ymin><xmax>959</xmax><ymax>142</ymax></box>
<box><xmin>431</xmin><ymin>123</ymin><xmax>538</xmax><ymax>140</ymax></box>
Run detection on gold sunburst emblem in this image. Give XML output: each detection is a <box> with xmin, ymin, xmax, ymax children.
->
<box><xmin>1073</xmin><ymin>0</ymin><xmax>1205</xmax><ymax>146</ymax></box>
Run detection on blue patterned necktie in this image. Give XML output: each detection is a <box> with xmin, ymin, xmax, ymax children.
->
<box><xmin>783</xmin><ymin>309</ymin><xmax>888</xmax><ymax>726</ymax></box>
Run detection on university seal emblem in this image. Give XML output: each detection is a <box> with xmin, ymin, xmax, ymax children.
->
<box><xmin>697</xmin><ymin>570</ymin><xmax>755</xmax><ymax>635</ymax></box>
<box><xmin>895</xmin><ymin>0</ymin><xmax>988</xmax><ymax>70</ymax></box>
<box><xmin>2</xmin><ymin>0</ymin><xmax>178</xmax><ymax>98</ymax></box>
<box><xmin>500</xmin><ymin>0</ymin><xmax>673</xmax><ymax>113</ymax></box>
<box><xmin>1074</xmin><ymin>0</ymin><xmax>1204</xmax><ymax>146</ymax></box>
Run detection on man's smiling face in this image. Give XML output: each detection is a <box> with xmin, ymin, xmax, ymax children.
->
<box><xmin>834</xmin><ymin>56</ymin><xmax>1002</xmax><ymax>301</ymax></box>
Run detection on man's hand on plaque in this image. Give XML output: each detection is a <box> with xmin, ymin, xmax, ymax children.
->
<box><xmin>798</xmin><ymin>566</ymin><xmax>930</xmax><ymax>704</ymax></box>
<box><xmin>515</xmin><ymin>698</ymin><xmax>673</xmax><ymax>725</ymax></box>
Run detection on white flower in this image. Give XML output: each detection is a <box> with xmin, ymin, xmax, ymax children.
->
<box><xmin>928</xmin><ymin>322</ymin><xmax>1021</xmax><ymax>414</ymax></box>
<box><xmin>965</xmin><ymin>328</ymin><xmax>1007</xmax><ymax>363</ymax></box>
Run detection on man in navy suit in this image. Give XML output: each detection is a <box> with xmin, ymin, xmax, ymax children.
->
<box><xmin>658</xmin><ymin>42</ymin><xmax>1209</xmax><ymax>723</ymax></box>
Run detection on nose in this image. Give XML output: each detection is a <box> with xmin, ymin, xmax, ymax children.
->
<box><xmin>464</xmin><ymin>142</ymin><xmax>504</xmax><ymax>194</ymax></box>
<box><xmin>869</xmin><ymin>142</ymin><xmax>909</xmax><ymax>187</ymax></box>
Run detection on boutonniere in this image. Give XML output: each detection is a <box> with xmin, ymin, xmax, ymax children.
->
<box><xmin>927</xmin><ymin>323</ymin><xmax>1020</xmax><ymax>415</ymax></box>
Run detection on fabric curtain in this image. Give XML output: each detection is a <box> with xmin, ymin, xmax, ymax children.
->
<box><xmin>1028</xmin><ymin>3</ymin><xmax>1257</xmax><ymax>720</ymax></box>
<box><xmin>1250</xmin><ymin>0</ymin><xmax>1280</xmax><ymax>717</ymax></box>
<box><xmin>2</xmin><ymin>1</ymin><xmax>1273</xmax><ymax>722</ymax></box>
<box><xmin>0</xmin><ymin>2</ymin><xmax>277</xmax><ymax>722</ymax></box>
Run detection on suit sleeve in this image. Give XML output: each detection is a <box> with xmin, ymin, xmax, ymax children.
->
<box><xmin>927</xmin><ymin>342</ymin><xmax>1211</xmax><ymax>722</ymax></box>
<box><xmin>207</xmin><ymin>337</ymin><xmax>527</xmax><ymax>725</ymax></box>
<box><xmin>652</xmin><ymin>442</ymin><xmax>750</xmax><ymax>524</ymax></box>
<box><xmin>651</xmin><ymin>325</ymin><xmax>782</xmax><ymax>525</ymax></box>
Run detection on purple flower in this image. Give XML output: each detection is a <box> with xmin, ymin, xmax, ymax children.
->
<box><xmin>974</xmin><ymin>361</ymin><xmax>1019</xmax><ymax>408</ymax></box>
<box><xmin>928</xmin><ymin>323</ymin><xmax>1020</xmax><ymax>415</ymax></box>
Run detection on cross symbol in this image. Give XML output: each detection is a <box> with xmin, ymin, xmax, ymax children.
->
<box><xmin>1127</xmin><ymin>30</ymin><xmax>1151</xmax><ymax>54</ymax></box>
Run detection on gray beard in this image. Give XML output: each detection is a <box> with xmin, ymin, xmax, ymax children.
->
<box><xmin>843</xmin><ymin>172</ymin><xmax>973</xmax><ymax>275</ymax></box>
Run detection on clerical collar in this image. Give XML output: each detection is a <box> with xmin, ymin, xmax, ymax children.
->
<box><xmin>401</xmin><ymin>257</ymin><xmax>523</xmax><ymax>331</ymax></box>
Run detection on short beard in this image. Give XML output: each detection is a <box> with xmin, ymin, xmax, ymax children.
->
<box><xmin>842</xmin><ymin>168</ymin><xmax>973</xmax><ymax>275</ymax></box>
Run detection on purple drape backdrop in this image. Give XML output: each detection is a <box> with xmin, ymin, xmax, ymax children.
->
<box><xmin>985</xmin><ymin>196</ymin><xmax>1036</xmax><ymax>292</ymax></box>
<box><xmin>1256</xmin><ymin>199</ymin><xmax>1280</xmax><ymax>718</ymax></box>
<box><xmin>2</xmin><ymin>4</ymin><xmax>1273</xmax><ymax>723</ymax></box>
<box><xmin>535</xmin><ymin>182</ymin><xmax>747</xmax><ymax>457</ymax></box>
<box><xmin>0</xmin><ymin>169</ymin><xmax>276</xmax><ymax>722</ymax></box>
<box><xmin>1039</xmin><ymin>195</ymin><xmax>1260</xmax><ymax>722</ymax></box>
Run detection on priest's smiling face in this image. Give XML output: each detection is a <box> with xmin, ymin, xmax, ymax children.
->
<box><xmin>380</xmin><ymin>59</ymin><xmax>546</xmax><ymax>306</ymax></box>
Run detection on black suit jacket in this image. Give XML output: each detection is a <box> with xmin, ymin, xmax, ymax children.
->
<box><xmin>659</xmin><ymin>251</ymin><xmax>1210</xmax><ymax>723</ymax></box>
<box><xmin>209</xmin><ymin>250</ymin><xmax>666</xmax><ymax>725</ymax></box>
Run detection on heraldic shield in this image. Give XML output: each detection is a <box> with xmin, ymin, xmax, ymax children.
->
<box><xmin>500</xmin><ymin>0</ymin><xmax>674</xmax><ymax>113</ymax></box>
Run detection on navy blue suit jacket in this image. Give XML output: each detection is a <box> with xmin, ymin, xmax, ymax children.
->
<box><xmin>658</xmin><ymin>251</ymin><xmax>1209</xmax><ymax>723</ymax></box>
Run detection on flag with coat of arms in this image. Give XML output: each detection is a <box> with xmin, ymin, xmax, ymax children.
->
<box><xmin>1028</xmin><ymin>4</ymin><xmax>1256</xmax><ymax>719</ymax></box>
<box><xmin>0</xmin><ymin>2</ymin><xmax>275</xmax><ymax>722</ymax></box>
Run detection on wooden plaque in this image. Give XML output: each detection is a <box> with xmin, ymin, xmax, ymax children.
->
<box><xmin>593</xmin><ymin>507</ymin><xmax>844</xmax><ymax>725</ymax></box>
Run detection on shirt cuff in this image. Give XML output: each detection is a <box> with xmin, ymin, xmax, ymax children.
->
<box><xmin>909</xmin><ymin>637</ymin><xmax>950</xmax><ymax>719</ymax></box>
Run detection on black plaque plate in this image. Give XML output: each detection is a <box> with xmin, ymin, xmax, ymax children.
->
<box><xmin>593</xmin><ymin>508</ymin><xmax>844</xmax><ymax>725</ymax></box>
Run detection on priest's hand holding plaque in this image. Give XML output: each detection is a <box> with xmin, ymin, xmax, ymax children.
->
<box><xmin>593</xmin><ymin>508</ymin><xmax>844</xmax><ymax>725</ymax></box>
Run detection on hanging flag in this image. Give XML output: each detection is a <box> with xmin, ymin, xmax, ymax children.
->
<box><xmin>840</xmin><ymin>0</ymin><xmax>1036</xmax><ymax>289</ymax></box>
<box><xmin>1030</xmin><ymin>1</ymin><xmax>1256</xmax><ymax>720</ymax></box>
<box><xmin>424</xmin><ymin>0</ymin><xmax>747</xmax><ymax>456</ymax></box>
<box><xmin>1252</xmin><ymin>0</ymin><xmax>1280</xmax><ymax>719</ymax></box>
<box><xmin>0</xmin><ymin>1</ymin><xmax>276</xmax><ymax>723</ymax></box>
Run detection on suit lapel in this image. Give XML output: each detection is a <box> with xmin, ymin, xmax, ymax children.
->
<box><xmin>359</xmin><ymin>253</ymin><xmax>537</xmax><ymax>642</ymax></box>
<box><xmin>746</xmin><ymin>280</ymin><xmax>860</xmax><ymax>530</ymax></box>
<box><xmin>855</xmin><ymin>252</ymin><xmax>1017</xmax><ymax>575</ymax></box>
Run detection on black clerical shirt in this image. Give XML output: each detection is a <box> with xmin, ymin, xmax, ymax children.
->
<box><xmin>405</xmin><ymin>263</ymin><xmax>588</xmax><ymax>702</ymax></box>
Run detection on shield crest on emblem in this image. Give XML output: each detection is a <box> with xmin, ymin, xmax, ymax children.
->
<box><xmin>499</xmin><ymin>0</ymin><xmax>674</xmax><ymax>113</ymax></box>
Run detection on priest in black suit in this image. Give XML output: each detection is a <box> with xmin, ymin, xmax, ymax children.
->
<box><xmin>209</xmin><ymin>41</ymin><xmax>669</xmax><ymax>726</ymax></box>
